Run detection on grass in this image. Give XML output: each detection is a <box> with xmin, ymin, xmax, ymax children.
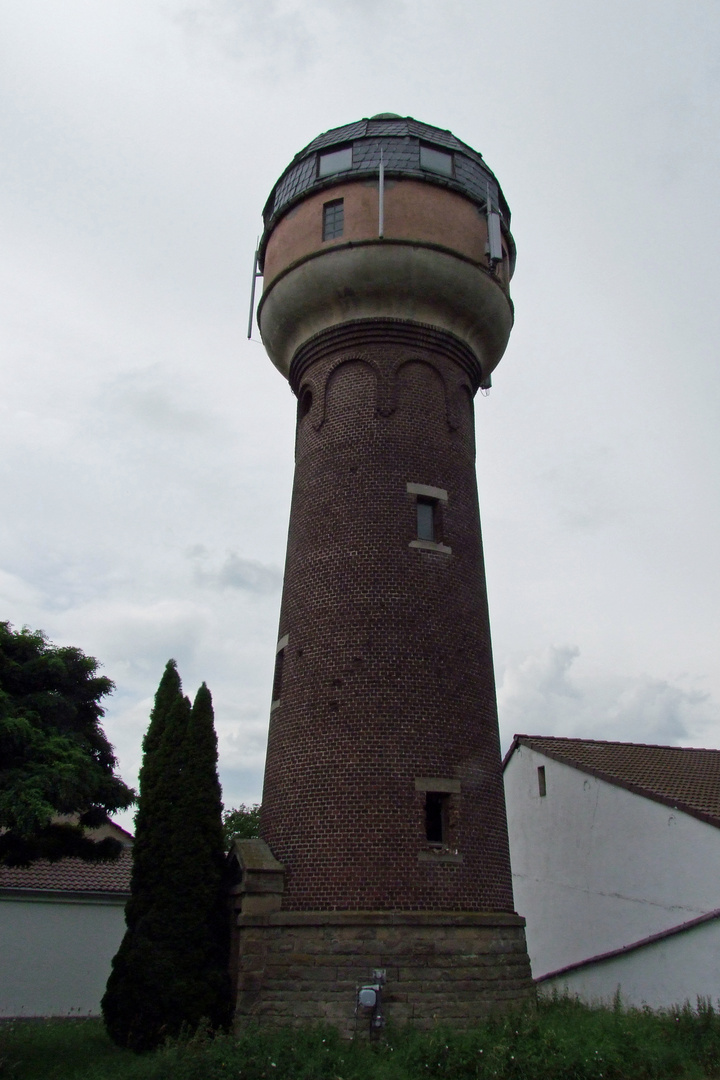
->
<box><xmin>3</xmin><ymin>996</ymin><xmax>720</xmax><ymax>1080</ymax></box>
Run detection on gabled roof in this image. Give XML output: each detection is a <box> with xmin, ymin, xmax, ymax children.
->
<box><xmin>52</xmin><ymin>816</ymin><xmax>134</xmax><ymax>846</ymax></box>
<box><xmin>0</xmin><ymin>820</ymin><xmax>133</xmax><ymax>898</ymax></box>
<box><xmin>0</xmin><ymin>848</ymin><xmax>132</xmax><ymax>897</ymax></box>
<box><xmin>504</xmin><ymin>735</ymin><xmax>720</xmax><ymax>830</ymax></box>
<box><xmin>537</xmin><ymin>905</ymin><xmax>720</xmax><ymax>984</ymax></box>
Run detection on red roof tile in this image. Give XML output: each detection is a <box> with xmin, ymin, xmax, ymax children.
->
<box><xmin>508</xmin><ymin>735</ymin><xmax>720</xmax><ymax>829</ymax></box>
<box><xmin>0</xmin><ymin>848</ymin><xmax>132</xmax><ymax>895</ymax></box>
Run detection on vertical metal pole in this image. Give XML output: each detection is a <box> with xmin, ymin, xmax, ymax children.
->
<box><xmin>378</xmin><ymin>149</ymin><xmax>385</xmax><ymax>238</ymax></box>
<box><xmin>485</xmin><ymin>182</ymin><xmax>502</xmax><ymax>263</ymax></box>
<box><xmin>247</xmin><ymin>240</ymin><xmax>259</xmax><ymax>339</ymax></box>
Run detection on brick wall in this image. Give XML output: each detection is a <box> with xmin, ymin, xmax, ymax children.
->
<box><xmin>259</xmin><ymin>320</ymin><xmax>516</xmax><ymax>913</ymax></box>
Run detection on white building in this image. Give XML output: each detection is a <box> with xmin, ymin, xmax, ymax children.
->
<box><xmin>503</xmin><ymin>736</ymin><xmax>720</xmax><ymax>1009</ymax></box>
<box><xmin>0</xmin><ymin>822</ymin><xmax>131</xmax><ymax>1017</ymax></box>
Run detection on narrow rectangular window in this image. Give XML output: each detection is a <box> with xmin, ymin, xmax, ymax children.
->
<box><xmin>416</xmin><ymin>497</ymin><xmax>437</xmax><ymax>542</ymax></box>
<box><xmin>537</xmin><ymin>766</ymin><xmax>546</xmax><ymax>797</ymax></box>
<box><xmin>322</xmin><ymin>199</ymin><xmax>344</xmax><ymax>241</ymax></box>
<box><xmin>425</xmin><ymin>792</ymin><xmax>448</xmax><ymax>844</ymax></box>
<box><xmin>272</xmin><ymin>648</ymin><xmax>285</xmax><ymax>703</ymax></box>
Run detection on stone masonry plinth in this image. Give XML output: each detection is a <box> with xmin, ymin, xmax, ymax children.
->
<box><xmin>233</xmin><ymin>911</ymin><xmax>534</xmax><ymax>1033</ymax></box>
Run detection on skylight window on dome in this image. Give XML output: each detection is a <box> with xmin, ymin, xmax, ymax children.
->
<box><xmin>318</xmin><ymin>146</ymin><xmax>353</xmax><ymax>177</ymax></box>
<box><xmin>420</xmin><ymin>145</ymin><xmax>453</xmax><ymax>177</ymax></box>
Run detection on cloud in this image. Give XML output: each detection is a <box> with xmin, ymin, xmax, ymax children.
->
<box><xmin>497</xmin><ymin>646</ymin><xmax>719</xmax><ymax>751</ymax></box>
<box><xmin>171</xmin><ymin>0</ymin><xmax>409</xmax><ymax>76</ymax></box>
<box><xmin>217</xmin><ymin>765</ymin><xmax>264</xmax><ymax>810</ymax></box>
<box><xmin>536</xmin><ymin>447</ymin><xmax>630</xmax><ymax>532</ymax></box>
<box><xmin>104</xmin><ymin>368</ymin><xmax>213</xmax><ymax>435</ymax></box>
<box><xmin>2</xmin><ymin>0</ymin><xmax>720</xmax><ymax>832</ymax></box>
<box><xmin>58</xmin><ymin>598</ymin><xmax>210</xmax><ymax>685</ymax></box>
<box><xmin>219</xmin><ymin>710</ymin><xmax>270</xmax><ymax>770</ymax></box>
<box><xmin>189</xmin><ymin>547</ymin><xmax>282</xmax><ymax>594</ymax></box>
<box><xmin>0</xmin><ymin>569</ymin><xmax>43</xmax><ymax>613</ymax></box>
<box><xmin>172</xmin><ymin>0</ymin><xmax>317</xmax><ymax>72</ymax></box>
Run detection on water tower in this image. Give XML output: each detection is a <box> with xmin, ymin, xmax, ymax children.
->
<box><xmin>231</xmin><ymin>115</ymin><xmax>534</xmax><ymax>1030</ymax></box>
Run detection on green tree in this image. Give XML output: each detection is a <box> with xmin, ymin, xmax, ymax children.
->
<box><xmin>102</xmin><ymin>662</ymin><xmax>231</xmax><ymax>1052</ymax></box>
<box><xmin>0</xmin><ymin>622</ymin><xmax>134</xmax><ymax>867</ymax></box>
<box><xmin>222</xmin><ymin>802</ymin><xmax>260</xmax><ymax>848</ymax></box>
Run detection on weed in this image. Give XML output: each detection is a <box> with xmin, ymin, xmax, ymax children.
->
<box><xmin>3</xmin><ymin>998</ymin><xmax>720</xmax><ymax>1080</ymax></box>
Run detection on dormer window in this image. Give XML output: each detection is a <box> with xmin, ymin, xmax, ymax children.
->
<box><xmin>318</xmin><ymin>146</ymin><xmax>353</xmax><ymax>177</ymax></box>
<box><xmin>420</xmin><ymin>145</ymin><xmax>453</xmax><ymax>177</ymax></box>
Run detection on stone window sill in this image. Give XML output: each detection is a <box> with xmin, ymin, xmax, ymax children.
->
<box><xmin>409</xmin><ymin>540</ymin><xmax>452</xmax><ymax>555</ymax></box>
<box><xmin>418</xmin><ymin>850</ymin><xmax>463</xmax><ymax>864</ymax></box>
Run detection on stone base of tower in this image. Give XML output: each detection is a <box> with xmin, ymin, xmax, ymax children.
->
<box><xmin>233</xmin><ymin>911</ymin><xmax>535</xmax><ymax>1034</ymax></box>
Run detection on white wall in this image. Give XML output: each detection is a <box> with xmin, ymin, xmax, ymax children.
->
<box><xmin>0</xmin><ymin>896</ymin><xmax>126</xmax><ymax>1017</ymax></box>
<box><xmin>543</xmin><ymin>916</ymin><xmax>720</xmax><ymax>1011</ymax></box>
<box><xmin>504</xmin><ymin>745</ymin><xmax>720</xmax><ymax>978</ymax></box>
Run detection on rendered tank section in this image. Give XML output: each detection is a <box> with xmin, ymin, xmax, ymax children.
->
<box><xmin>257</xmin><ymin>115</ymin><xmax>516</xmax><ymax>385</ymax></box>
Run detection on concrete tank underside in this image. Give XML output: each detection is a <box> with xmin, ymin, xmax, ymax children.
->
<box><xmin>258</xmin><ymin>240</ymin><xmax>513</xmax><ymax>384</ymax></box>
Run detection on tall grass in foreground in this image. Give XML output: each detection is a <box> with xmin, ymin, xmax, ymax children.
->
<box><xmin>4</xmin><ymin>996</ymin><xmax>720</xmax><ymax>1080</ymax></box>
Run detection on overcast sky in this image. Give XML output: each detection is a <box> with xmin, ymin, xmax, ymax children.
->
<box><xmin>2</xmin><ymin>0</ymin><xmax>719</xmax><ymax>830</ymax></box>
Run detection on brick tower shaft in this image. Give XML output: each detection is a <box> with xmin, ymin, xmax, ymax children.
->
<box><xmin>262</xmin><ymin>320</ymin><xmax>514</xmax><ymax>911</ymax></box>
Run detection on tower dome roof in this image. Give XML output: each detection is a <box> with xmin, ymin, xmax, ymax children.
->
<box><xmin>260</xmin><ymin>115</ymin><xmax>512</xmax><ymax>261</ymax></box>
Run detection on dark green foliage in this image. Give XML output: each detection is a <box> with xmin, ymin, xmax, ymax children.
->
<box><xmin>173</xmin><ymin>682</ymin><xmax>232</xmax><ymax>1030</ymax></box>
<box><xmin>0</xmin><ymin>621</ymin><xmax>135</xmax><ymax>867</ymax></box>
<box><xmin>0</xmin><ymin>1018</ymin><xmax>135</xmax><ymax>1080</ymax></box>
<box><xmin>8</xmin><ymin>998</ymin><xmax>720</xmax><ymax>1080</ymax></box>
<box><xmin>222</xmin><ymin>801</ymin><xmax>260</xmax><ymax>848</ymax></box>
<box><xmin>125</xmin><ymin>660</ymin><xmax>186</xmax><ymax>918</ymax></box>
<box><xmin>102</xmin><ymin>663</ymin><xmax>231</xmax><ymax>1053</ymax></box>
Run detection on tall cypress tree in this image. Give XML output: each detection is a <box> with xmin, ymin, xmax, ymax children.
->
<box><xmin>127</xmin><ymin>660</ymin><xmax>186</xmax><ymax>917</ymax></box>
<box><xmin>169</xmin><ymin>683</ymin><xmax>231</xmax><ymax>1032</ymax></box>
<box><xmin>102</xmin><ymin>663</ymin><xmax>230</xmax><ymax>1052</ymax></box>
